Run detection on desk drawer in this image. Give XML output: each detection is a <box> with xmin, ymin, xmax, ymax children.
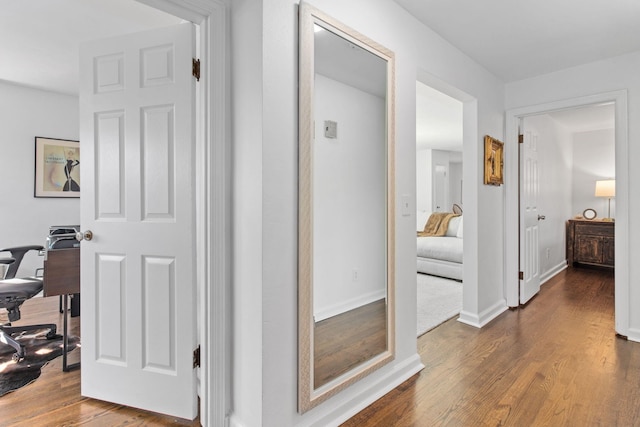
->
<box><xmin>575</xmin><ymin>223</ymin><xmax>614</xmax><ymax>237</ymax></box>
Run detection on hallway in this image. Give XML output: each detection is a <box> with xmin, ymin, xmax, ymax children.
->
<box><xmin>344</xmin><ymin>267</ymin><xmax>638</xmax><ymax>426</ymax></box>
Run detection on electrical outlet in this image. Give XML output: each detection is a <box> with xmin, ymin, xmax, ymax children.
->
<box><xmin>546</xmin><ymin>248</ymin><xmax>550</xmax><ymax>259</ymax></box>
<box><xmin>352</xmin><ymin>269</ymin><xmax>359</xmax><ymax>282</ymax></box>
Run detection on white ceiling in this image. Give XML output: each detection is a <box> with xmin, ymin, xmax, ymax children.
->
<box><xmin>395</xmin><ymin>0</ymin><xmax>640</xmax><ymax>83</ymax></box>
<box><xmin>416</xmin><ymin>82</ymin><xmax>463</xmax><ymax>151</ymax></box>
<box><xmin>546</xmin><ymin>103</ymin><xmax>615</xmax><ymax>133</ymax></box>
<box><xmin>315</xmin><ymin>25</ymin><xmax>387</xmax><ymax>98</ymax></box>
<box><xmin>407</xmin><ymin>0</ymin><xmax>632</xmax><ymax>151</ymax></box>
<box><xmin>1</xmin><ymin>1</ymin><xmax>628</xmax><ymax>150</ymax></box>
<box><xmin>0</xmin><ymin>0</ymin><xmax>182</xmax><ymax>95</ymax></box>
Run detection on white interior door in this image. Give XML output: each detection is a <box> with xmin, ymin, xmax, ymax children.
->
<box><xmin>433</xmin><ymin>164</ymin><xmax>447</xmax><ymax>212</ymax></box>
<box><xmin>519</xmin><ymin>129</ymin><xmax>541</xmax><ymax>304</ymax></box>
<box><xmin>79</xmin><ymin>23</ymin><xmax>197</xmax><ymax>419</ymax></box>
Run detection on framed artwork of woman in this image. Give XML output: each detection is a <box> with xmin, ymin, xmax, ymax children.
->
<box><xmin>34</xmin><ymin>137</ymin><xmax>80</xmax><ymax>198</ymax></box>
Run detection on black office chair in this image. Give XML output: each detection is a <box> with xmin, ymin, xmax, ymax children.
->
<box><xmin>0</xmin><ymin>245</ymin><xmax>58</xmax><ymax>362</ymax></box>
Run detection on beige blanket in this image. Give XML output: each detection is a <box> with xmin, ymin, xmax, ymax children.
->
<box><xmin>418</xmin><ymin>212</ymin><xmax>460</xmax><ymax>237</ymax></box>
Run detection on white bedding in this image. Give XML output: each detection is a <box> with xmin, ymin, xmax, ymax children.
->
<box><xmin>417</xmin><ymin>236</ymin><xmax>463</xmax><ymax>264</ymax></box>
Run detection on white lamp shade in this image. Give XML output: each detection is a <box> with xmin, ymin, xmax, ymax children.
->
<box><xmin>595</xmin><ymin>179</ymin><xmax>615</xmax><ymax>198</ymax></box>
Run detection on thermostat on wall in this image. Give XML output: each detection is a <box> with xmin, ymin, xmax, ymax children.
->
<box><xmin>324</xmin><ymin>120</ymin><xmax>337</xmax><ymax>139</ymax></box>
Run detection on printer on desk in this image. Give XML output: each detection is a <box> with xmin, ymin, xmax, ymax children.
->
<box><xmin>46</xmin><ymin>225</ymin><xmax>80</xmax><ymax>251</ymax></box>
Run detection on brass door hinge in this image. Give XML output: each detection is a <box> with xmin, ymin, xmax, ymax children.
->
<box><xmin>192</xmin><ymin>58</ymin><xmax>201</xmax><ymax>82</ymax></box>
<box><xmin>519</xmin><ymin>271</ymin><xmax>524</xmax><ymax>280</ymax></box>
<box><xmin>518</xmin><ymin>134</ymin><xmax>524</xmax><ymax>144</ymax></box>
<box><xmin>193</xmin><ymin>345</ymin><xmax>201</xmax><ymax>368</ymax></box>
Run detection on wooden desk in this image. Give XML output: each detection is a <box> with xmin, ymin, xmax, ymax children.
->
<box><xmin>43</xmin><ymin>247</ymin><xmax>80</xmax><ymax>371</ymax></box>
<box><xmin>43</xmin><ymin>248</ymin><xmax>79</xmax><ymax>296</ymax></box>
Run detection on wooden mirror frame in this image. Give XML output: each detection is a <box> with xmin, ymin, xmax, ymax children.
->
<box><xmin>298</xmin><ymin>1</ymin><xmax>396</xmax><ymax>413</ymax></box>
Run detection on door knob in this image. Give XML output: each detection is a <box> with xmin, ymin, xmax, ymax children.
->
<box><xmin>76</xmin><ymin>230</ymin><xmax>93</xmax><ymax>241</ymax></box>
<box><xmin>538</xmin><ymin>215</ymin><xmax>546</xmax><ymax>221</ymax></box>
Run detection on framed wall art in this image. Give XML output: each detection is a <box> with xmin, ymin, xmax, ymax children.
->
<box><xmin>484</xmin><ymin>135</ymin><xmax>504</xmax><ymax>186</ymax></box>
<box><xmin>34</xmin><ymin>137</ymin><xmax>80</xmax><ymax>198</ymax></box>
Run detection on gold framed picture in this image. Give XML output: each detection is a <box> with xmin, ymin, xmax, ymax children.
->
<box><xmin>484</xmin><ymin>135</ymin><xmax>504</xmax><ymax>186</ymax></box>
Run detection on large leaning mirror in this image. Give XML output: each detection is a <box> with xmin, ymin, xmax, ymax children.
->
<box><xmin>298</xmin><ymin>2</ymin><xmax>395</xmax><ymax>412</ymax></box>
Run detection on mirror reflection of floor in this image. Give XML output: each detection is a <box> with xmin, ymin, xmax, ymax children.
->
<box><xmin>314</xmin><ymin>299</ymin><xmax>387</xmax><ymax>389</ymax></box>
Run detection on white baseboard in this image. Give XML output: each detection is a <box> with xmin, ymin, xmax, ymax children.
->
<box><xmin>315</xmin><ymin>289</ymin><xmax>386</xmax><ymax>322</ymax></box>
<box><xmin>540</xmin><ymin>261</ymin><xmax>567</xmax><ymax>285</ymax></box>
<box><xmin>227</xmin><ymin>355</ymin><xmax>423</xmax><ymax>427</ymax></box>
<box><xmin>308</xmin><ymin>354</ymin><xmax>425</xmax><ymax>427</ymax></box>
<box><xmin>458</xmin><ymin>299</ymin><xmax>507</xmax><ymax>328</ymax></box>
<box><xmin>626</xmin><ymin>328</ymin><xmax>640</xmax><ymax>343</ymax></box>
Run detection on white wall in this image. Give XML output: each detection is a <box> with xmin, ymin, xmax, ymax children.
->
<box><xmin>0</xmin><ymin>81</ymin><xmax>79</xmax><ymax>276</ymax></box>
<box><xmin>231</xmin><ymin>0</ymin><xmax>507</xmax><ymax>425</ymax></box>
<box><xmin>231</xmin><ymin>0</ymin><xmax>263</xmax><ymax>426</ymax></box>
<box><xmin>571</xmin><ymin>129</ymin><xmax>616</xmax><ymax>218</ymax></box>
<box><xmin>415</xmin><ymin>148</ymin><xmax>431</xmax><ymax>212</ymax></box>
<box><xmin>313</xmin><ymin>74</ymin><xmax>386</xmax><ymax>320</ymax></box>
<box><xmin>523</xmin><ymin>115</ymin><xmax>573</xmax><ymax>280</ymax></box>
<box><xmin>505</xmin><ymin>50</ymin><xmax>639</xmax><ymax>339</ymax></box>
<box><xmin>450</xmin><ymin>161</ymin><xmax>462</xmax><ymax>207</ymax></box>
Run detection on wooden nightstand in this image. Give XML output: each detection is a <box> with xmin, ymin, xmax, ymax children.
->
<box><xmin>566</xmin><ymin>219</ymin><xmax>614</xmax><ymax>268</ymax></box>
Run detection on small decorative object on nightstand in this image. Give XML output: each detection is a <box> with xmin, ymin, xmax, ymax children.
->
<box><xmin>566</xmin><ymin>219</ymin><xmax>614</xmax><ymax>268</ymax></box>
<box><xmin>582</xmin><ymin>208</ymin><xmax>597</xmax><ymax>220</ymax></box>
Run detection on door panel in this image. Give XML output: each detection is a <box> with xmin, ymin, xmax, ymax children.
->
<box><xmin>79</xmin><ymin>23</ymin><xmax>197</xmax><ymax>419</ymax></box>
<box><xmin>520</xmin><ymin>130</ymin><xmax>541</xmax><ymax>304</ymax></box>
<box><xmin>434</xmin><ymin>164</ymin><xmax>447</xmax><ymax>212</ymax></box>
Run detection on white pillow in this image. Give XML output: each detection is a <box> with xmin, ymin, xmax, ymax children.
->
<box><xmin>417</xmin><ymin>210</ymin><xmax>431</xmax><ymax>232</ymax></box>
<box><xmin>445</xmin><ymin>216</ymin><xmax>461</xmax><ymax>237</ymax></box>
<box><xmin>456</xmin><ymin>215</ymin><xmax>464</xmax><ymax>238</ymax></box>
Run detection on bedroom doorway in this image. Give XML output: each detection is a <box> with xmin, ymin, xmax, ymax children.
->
<box><xmin>415</xmin><ymin>81</ymin><xmax>464</xmax><ymax>337</ymax></box>
<box><xmin>505</xmin><ymin>90</ymin><xmax>628</xmax><ymax>338</ymax></box>
<box><xmin>518</xmin><ymin>104</ymin><xmax>615</xmax><ymax>305</ymax></box>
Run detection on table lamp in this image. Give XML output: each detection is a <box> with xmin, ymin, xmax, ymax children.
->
<box><xmin>595</xmin><ymin>179</ymin><xmax>615</xmax><ymax>221</ymax></box>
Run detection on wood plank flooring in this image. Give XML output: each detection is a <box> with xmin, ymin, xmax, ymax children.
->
<box><xmin>342</xmin><ymin>267</ymin><xmax>639</xmax><ymax>426</ymax></box>
<box><xmin>0</xmin><ymin>295</ymin><xmax>199</xmax><ymax>426</ymax></box>
<box><xmin>1</xmin><ymin>267</ymin><xmax>632</xmax><ymax>426</ymax></box>
<box><xmin>315</xmin><ymin>299</ymin><xmax>387</xmax><ymax>388</ymax></box>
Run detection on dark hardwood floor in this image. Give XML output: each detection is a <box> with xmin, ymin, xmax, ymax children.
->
<box><xmin>2</xmin><ymin>268</ymin><xmax>632</xmax><ymax>426</ymax></box>
<box><xmin>342</xmin><ymin>267</ymin><xmax>638</xmax><ymax>426</ymax></box>
<box><xmin>0</xmin><ymin>295</ymin><xmax>198</xmax><ymax>427</ymax></box>
<box><xmin>315</xmin><ymin>299</ymin><xmax>387</xmax><ymax>388</ymax></box>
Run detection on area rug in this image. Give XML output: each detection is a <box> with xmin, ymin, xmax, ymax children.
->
<box><xmin>0</xmin><ymin>330</ymin><xmax>79</xmax><ymax>397</ymax></box>
<box><xmin>417</xmin><ymin>273</ymin><xmax>463</xmax><ymax>337</ymax></box>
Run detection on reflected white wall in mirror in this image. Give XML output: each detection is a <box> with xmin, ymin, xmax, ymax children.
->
<box><xmin>298</xmin><ymin>2</ymin><xmax>395</xmax><ymax>413</ymax></box>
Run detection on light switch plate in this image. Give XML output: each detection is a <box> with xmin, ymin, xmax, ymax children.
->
<box><xmin>401</xmin><ymin>194</ymin><xmax>411</xmax><ymax>217</ymax></box>
<box><xmin>324</xmin><ymin>120</ymin><xmax>337</xmax><ymax>138</ymax></box>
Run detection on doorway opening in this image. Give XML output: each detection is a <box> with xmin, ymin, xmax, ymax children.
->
<box><xmin>505</xmin><ymin>90</ymin><xmax>629</xmax><ymax>338</ymax></box>
<box><xmin>415</xmin><ymin>80</ymin><xmax>465</xmax><ymax>337</ymax></box>
<box><xmin>1</xmin><ymin>1</ymin><xmax>231</xmax><ymax>425</ymax></box>
<box><xmin>518</xmin><ymin>104</ymin><xmax>615</xmax><ymax>305</ymax></box>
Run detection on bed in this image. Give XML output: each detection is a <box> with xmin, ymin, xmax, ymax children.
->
<box><xmin>416</xmin><ymin>210</ymin><xmax>463</xmax><ymax>281</ymax></box>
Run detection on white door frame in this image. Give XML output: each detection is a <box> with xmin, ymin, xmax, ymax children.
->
<box><xmin>416</xmin><ymin>70</ymin><xmax>481</xmax><ymax>326</ymax></box>
<box><xmin>135</xmin><ymin>1</ymin><xmax>230</xmax><ymax>425</ymax></box>
<box><xmin>505</xmin><ymin>90</ymin><xmax>629</xmax><ymax>337</ymax></box>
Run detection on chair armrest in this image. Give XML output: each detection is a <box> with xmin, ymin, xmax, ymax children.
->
<box><xmin>1</xmin><ymin>245</ymin><xmax>45</xmax><ymax>254</ymax></box>
<box><xmin>0</xmin><ymin>245</ymin><xmax>45</xmax><ymax>279</ymax></box>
